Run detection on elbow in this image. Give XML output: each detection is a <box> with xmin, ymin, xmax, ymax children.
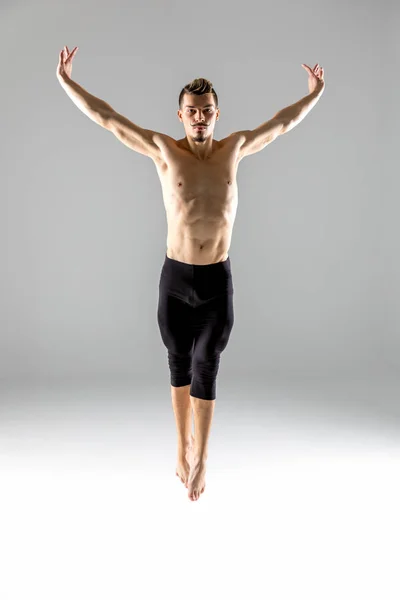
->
<box><xmin>279</xmin><ymin>118</ymin><xmax>293</xmax><ymax>135</ymax></box>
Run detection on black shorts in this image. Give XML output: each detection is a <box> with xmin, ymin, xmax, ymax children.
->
<box><xmin>157</xmin><ymin>254</ymin><xmax>235</xmax><ymax>400</ymax></box>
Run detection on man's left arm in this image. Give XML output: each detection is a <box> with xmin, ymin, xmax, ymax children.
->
<box><xmin>274</xmin><ymin>88</ymin><xmax>323</xmax><ymax>133</ymax></box>
<box><xmin>235</xmin><ymin>63</ymin><xmax>325</xmax><ymax>159</ymax></box>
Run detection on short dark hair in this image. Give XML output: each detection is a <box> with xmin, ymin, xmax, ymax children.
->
<box><xmin>178</xmin><ymin>78</ymin><xmax>218</xmax><ymax>110</ymax></box>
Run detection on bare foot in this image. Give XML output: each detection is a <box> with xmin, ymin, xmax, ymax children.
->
<box><xmin>176</xmin><ymin>434</ymin><xmax>194</xmax><ymax>488</ymax></box>
<box><xmin>187</xmin><ymin>458</ymin><xmax>206</xmax><ymax>501</ymax></box>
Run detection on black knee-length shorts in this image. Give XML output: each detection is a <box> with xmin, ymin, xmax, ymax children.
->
<box><xmin>157</xmin><ymin>254</ymin><xmax>235</xmax><ymax>400</ymax></box>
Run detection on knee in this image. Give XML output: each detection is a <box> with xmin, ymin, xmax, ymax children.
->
<box><xmin>193</xmin><ymin>354</ymin><xmax>220</xmax><ymax>380</ymax></box>
<box><xmin>168</xmin><ymin>351</ymin><xmax>193</xmax><ymax>387</ymax></box>
<box><xmin>190</xmin><ymin>353</ymin><xmax>220</xmax><ymax>398</ymax></box>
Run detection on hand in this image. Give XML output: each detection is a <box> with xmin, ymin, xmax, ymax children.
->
<box><xmin>57</xmin><ymin>45</ymin><xmax>79</xmax><ymax>80</ymax></box>
<box><xmin>301</xmin><ymin>63</ymin><xmax>325</xmax><ymax>95</ymax></box>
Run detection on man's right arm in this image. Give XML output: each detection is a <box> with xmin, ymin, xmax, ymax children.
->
<box><xmin>58</xmin><ymin>74</ymin><xmax>112</xmax><ymax>127</ymax></box>
<box><xmin>57</xmin><ymin>74</ymin><xmax>165</xmax><ymax>160</ymax></box>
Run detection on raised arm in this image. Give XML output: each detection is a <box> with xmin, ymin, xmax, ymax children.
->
<box><xmin>233</xmin><ymin>62</ymin><xmax>325</xmax><ymax>160</ymax></box>
<box><xmin>56</xmin><ymin>46</ymin><xmax>165</xmax><ymax>161</ymax></box>
<box><xmin>57</xmin><ymin>72</ymin><xmax>112</xmax><ymax>126</ymax></box>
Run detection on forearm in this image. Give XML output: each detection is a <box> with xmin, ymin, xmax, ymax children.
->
<box><xmin>58</xmin><ymin>74</ymin><xmax>113</xmax><ymax>126</ymax></box>
<box><xmin>274</xmin><ymin>89</ymin><xmax>323</xmax><ymax>132</ymax></box>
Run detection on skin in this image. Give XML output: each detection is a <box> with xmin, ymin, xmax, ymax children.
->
<box><xmin>58</xmin><ymin>46</ymin><xmax>325</xmax><ymax>500</ymax></box>
<box><xmin>156</xmin><ymin>91</ymin><xmax>241</xmax><ymax>265</ymax></box>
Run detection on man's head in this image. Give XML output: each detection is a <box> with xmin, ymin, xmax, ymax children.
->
<box><xmin>177</xmin><ymin>78</ymin><xmax>220</xmax><ymax>142</ymax></box>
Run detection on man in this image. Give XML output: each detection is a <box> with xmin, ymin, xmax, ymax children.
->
<box><xmin>57</xmin><ymin>46</ymin><xmax>325</xmax><ymax>502</ymax></box>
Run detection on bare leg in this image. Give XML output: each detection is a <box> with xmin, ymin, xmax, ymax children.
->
<box><xmin>171</xmin><ymin>384</ymin><xmax>193</xmax><ymax>454</ymax></box>
<box><xmin>171</xmin><ymin>385</ymin><xmax>194</xmax><ymax>487</ymax></box>
<box><xmin>187</xmin><ymin>396</ymin><xmax>215</xmax><ymax>501</ymax></box>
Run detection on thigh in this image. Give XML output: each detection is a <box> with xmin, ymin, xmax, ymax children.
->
<box><xmin>157</xmin><ymin>289</ymin><xmax>194</xmax><ymax>355</ymax></box>
<box><xmin>192</xmin><ymin>293</ymin><xmax>235</xmax><ymax>358</ymax></box>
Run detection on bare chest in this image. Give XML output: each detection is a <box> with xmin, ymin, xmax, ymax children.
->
<box><xmin>151</xmin><ymin>137</ymin><xmax>241</xmax><ymax>264</ymax></box>
<box><xmin>154</xmin><ymin>142</ymin><xmax>240</xmax><ymax>223</ymax></box>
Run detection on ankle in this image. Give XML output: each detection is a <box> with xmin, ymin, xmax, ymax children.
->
<box><xmin>178</xmin><ymin>442</ymin><xmax>191</xmax><ymax>457</ymax></box>
<box><xmin>193</xmin><ymin>451</ymin><xmax>207</xmax><ymax>465</ymax></box>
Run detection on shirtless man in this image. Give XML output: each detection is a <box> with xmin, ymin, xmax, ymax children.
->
<box><xmin>57</xmin><ymin>46</ymin><xmax>325</xmax><ymax>501</ymax></box>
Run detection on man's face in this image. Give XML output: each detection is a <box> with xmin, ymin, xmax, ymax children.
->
<box><xmin>178</xmin><ymin>93</ymin><xmax>220</xmax><ymax>141</ymax></box>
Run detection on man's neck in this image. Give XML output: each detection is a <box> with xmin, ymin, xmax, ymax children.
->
<box><xmin>184</xmin><ymin>136</ymin><xmax>216</xmax><ymax>160</ymax></box>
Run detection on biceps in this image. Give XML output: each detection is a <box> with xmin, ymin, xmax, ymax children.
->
<box><xmin>239</xmin><ymin>118</ymin><xmax>286</xmax><ymax>158</ymax></box>
<box><xmin>104</xmin><ymin>110</ymin><xmax>162</xmax><ymax>160</ymax></box>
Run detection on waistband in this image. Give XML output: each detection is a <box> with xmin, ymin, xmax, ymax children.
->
<box><xmin>164</xmin><ymin>253</ymin><xmax>231</xmax><ymax>272</ymax></box>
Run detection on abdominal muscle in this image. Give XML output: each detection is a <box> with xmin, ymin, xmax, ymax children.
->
<box><xmin>166</xmin><ymin>217</ymin><xmax>233</xmax><ymax>265</ymax></box>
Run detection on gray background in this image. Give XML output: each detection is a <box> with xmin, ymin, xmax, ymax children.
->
<box><xmin>1</xmin><ymin>1</ymin><xmax>399</xmax><ymax>599</ymax></box>
<box><xmin>1</xmin><ymin>0</ymin><xmax>396</xmax><ymax>385</ymax></box>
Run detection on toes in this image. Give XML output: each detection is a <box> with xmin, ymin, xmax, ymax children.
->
<box><xmin>187</xmin><ymin>484</ymin><xmax>205</xmax><ymax>499</ymax></box>
<box><xmin>176</xmin><ymin>471</ymin><xmax>186</xmax><ymax>485</ymax></box>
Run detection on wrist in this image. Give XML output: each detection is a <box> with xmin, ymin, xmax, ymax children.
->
<box><xmin>57</xmin><ymin>73</ymin><xmax>71</xmax><ymax>85</ymax></box>
<box><xmin>312</xmin><ymin>83</ymin><xmax>325</xmax><ymax>98</ymax></box>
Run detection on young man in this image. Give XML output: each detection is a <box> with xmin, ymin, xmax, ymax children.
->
<box><xmin>57</xmin><ymin>46</ymin><xmax>325</xmax><ymax>502</ymax></box>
